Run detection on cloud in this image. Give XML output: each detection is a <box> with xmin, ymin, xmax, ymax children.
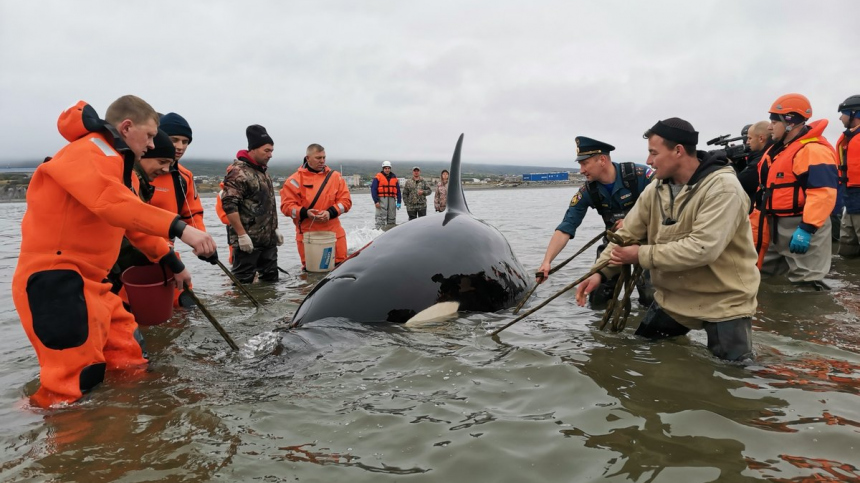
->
<box><xmin>0</xmin><ymin>0</ymin><xmax>856</xmax><ymax>165</ymax></box>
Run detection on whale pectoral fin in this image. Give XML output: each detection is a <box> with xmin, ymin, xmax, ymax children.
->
<box><xmin>404</xmin><ymin>302</ymin><xmax>460</xmax><ymax>327</ymax></box>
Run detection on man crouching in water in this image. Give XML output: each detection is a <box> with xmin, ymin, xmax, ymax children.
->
<box><xmin>576</xmin><ymin>118</ymin><xmax>760</xmax><ymax>361</ymax></box>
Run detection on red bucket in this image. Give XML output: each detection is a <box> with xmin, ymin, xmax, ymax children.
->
<box><xmin>121</xmin><ymin>265</ymin><xmax>174</xmax><ymax>326</ymax></box>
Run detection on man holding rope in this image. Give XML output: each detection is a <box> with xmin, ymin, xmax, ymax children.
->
<box><xmin>537</xmin><ymin>136</ymin><xmax>655</xmax><ymax>307</ymax></box>
<box><xmin>575</xmin><ymin>118</ymin><xmax>760</xmax><ymax>362</ymax></box>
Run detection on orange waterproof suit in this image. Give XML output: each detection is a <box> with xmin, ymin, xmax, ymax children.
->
<box><xmin>280</xmin><ymin>163</ymin><xmax>352</xmax><ymax>267</ymax></box>
<box><xmin>12</xmin><ymin>102</ymin><xmax>184</xmax><ymax>407</ymax></box>
<box><xmin>150</xmin><ymin>163</ymin><xmax>205</xmax><ymax>231</ymax></box>
<box><xmin>148</xmin><ymin>163</ymin><xmax>206</xmax><ymax>305</ymax></box>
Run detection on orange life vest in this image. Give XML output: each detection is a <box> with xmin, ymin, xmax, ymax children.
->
<box><xmin>761</xmin><ymin>120</ymin><xmax>837</xmax><ymax>220</ymax></box>
<box><xmin>375</xmin><ymin>172</ymin><xmax>398</xmax><ymax>197</ymax></box>
<box><xmin>837</xmin><ymin>129</ymin><xmax>860</xmax><ymax>188</ymax></box>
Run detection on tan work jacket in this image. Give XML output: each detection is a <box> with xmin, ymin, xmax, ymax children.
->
<box><xmin>596</xmin><ymin>165</ymin><xmax>759</xmax><ymax>327</ymax></box>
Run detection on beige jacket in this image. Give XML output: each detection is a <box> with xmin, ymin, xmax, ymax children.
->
<box><xmin>595</xmin><ymin>163</ymin><xmax>759</xmax><ymax>327</ymax></box>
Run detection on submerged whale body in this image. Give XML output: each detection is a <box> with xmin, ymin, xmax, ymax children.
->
<box><xmin>290</xmin><ymin>134</ymin><xmax>531</xmax><ymax>326</ymax></box>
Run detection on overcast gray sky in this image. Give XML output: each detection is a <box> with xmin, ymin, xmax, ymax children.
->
<box><xmin>0</xmin><ymin>0</ymin><xmax>856</xmax><ymax>167</ymax></box>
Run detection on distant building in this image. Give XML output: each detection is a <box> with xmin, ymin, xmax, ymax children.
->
<box><xmin>345</xmin><ymin>174</ymin><xmax>361</xmax><ymax>187</ymax></box>
<box><xmin>521</xmin><ymin>172</ymin><xmax>569</xmax><ymax>182</ymax></box>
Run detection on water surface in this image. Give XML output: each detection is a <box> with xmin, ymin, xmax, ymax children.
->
<box><xmin>1</xmin><ymin>187</ymin><xmax>859</xmax><ymax>482</ymax></box>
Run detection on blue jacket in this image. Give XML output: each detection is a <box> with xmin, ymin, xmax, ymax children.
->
<box><xmin>556</xmin><ymin>162</ymin><xmax>654</xmax><ymax>238</ymax></box>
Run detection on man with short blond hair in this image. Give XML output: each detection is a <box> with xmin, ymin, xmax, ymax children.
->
<box><xmin>104</xmin><ymin>94</ymin><xmax>160</xmax><ymax>126</ymax></box>
<box><xmin>12</xmin><ymin>96</ymin><xmax>215</xmax><ymax>406</ymax></box>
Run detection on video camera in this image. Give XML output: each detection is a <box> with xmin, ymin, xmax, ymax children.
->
<box><xmin>706</xmin><ymin>124</ymin><xmax>751</xmax><ymax>168</ymax></box>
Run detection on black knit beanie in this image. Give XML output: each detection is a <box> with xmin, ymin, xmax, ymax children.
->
<box><xmin>647</xmin><ymin>117</ymin><xmax>699</xmax><ymax>145</ymax></box>
<box><xmin>159</xmin><ymin>112</ymin><xmax>192</xmax><ymax>143</ymax></box>
<box><xmin>142</xmin><ymin>130</ymin><xmax>176</xmax><ymax>159</ymax></box>
<box><xmin>247</xmin><ymin>124</ymin><xmax>274</xmax><ymax>150</ymax></box>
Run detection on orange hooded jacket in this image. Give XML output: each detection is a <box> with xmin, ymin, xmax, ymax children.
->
<box><xmin>150</xmin><ymin>163</ymin><xmax>206</xmax><ymax>232</ymax></box>
<box><xmin>280</xmin><ymin>163</ymin><xmax>352</xmax><ymax>265</ymax></box>
<box><xmin>11</xmin><ymin>101</ymin><xmax>187</xmax><ymax>406</ymax></box>
<box><xmin>15</xmin><ymin>101</ymin><xmax>180</xmax><ymax>281</ymax></box>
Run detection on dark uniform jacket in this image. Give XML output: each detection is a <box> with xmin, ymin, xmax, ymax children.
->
<box><xmin>556</xmin><ymin>162</ymin><xmax>654</xmax><ymax>239</ymax></box>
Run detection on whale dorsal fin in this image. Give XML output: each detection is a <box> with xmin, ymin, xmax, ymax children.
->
<box><xmin>447</xmin><ymin>134</ymin><xmax>470</xmax><ymax>214</ymax></box>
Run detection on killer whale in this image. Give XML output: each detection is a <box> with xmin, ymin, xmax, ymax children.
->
<box><xmin>290</xmin><ymin>134</ymin><xmax>531</xmax><ymax>326</ymax></box>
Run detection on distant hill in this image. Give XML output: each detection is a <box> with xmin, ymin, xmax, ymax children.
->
<box><xmin>181</xmin><ymin>159</ymin><xmax>576</xmax><ymax>180</ymax></box>
<box><xmin>0</xmin><ymin>159</ymin><xmax>582</xmax><ymax>199</ymax></box>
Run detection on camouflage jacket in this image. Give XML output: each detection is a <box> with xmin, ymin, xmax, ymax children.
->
<box><xmin>402</xmin><ymin>177</ymin><xmax>433</xmax><ymax>209</ymax></box>
<box><xmin>221</xmin><ymin>154</ymin><xmax>279</xmax><ymax>248</ymax></box>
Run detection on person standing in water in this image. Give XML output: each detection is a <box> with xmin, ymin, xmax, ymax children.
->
<box><xmin>435</xmin><ymin>169</ymin><xmax>449</xmax><ymax>212</ymax></box>
<box><xmin>371</xmin><ymin>160</ymin><xmax>401</xmax><ymax>229</ymax></box>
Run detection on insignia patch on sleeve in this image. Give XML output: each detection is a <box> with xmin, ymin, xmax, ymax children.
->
<box><xmin>570</xmin><ymin>191</ymin><xmax>582</xmax><ymax>206</ymax></box>
<box><xmin>645</xmin><ymin>168</ymin><xmax>655</xmax><ymax>179</ymax></box>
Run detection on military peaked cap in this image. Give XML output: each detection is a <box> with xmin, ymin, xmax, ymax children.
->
<box><xmin>575</xmin><ymin>136</ymin><xmax>615</xmax><ymax>162</ymax></box>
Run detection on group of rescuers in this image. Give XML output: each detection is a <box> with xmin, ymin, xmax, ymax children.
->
<box><xmin>10</xmin><ymin>91</ymin><xmax>859</xmax><ymax>407</ymax></box>
<box><xmin>11</xmin><ymin>95</ymin><xmax>451</xmax><ymax>407</ymax></box>
<box><xmin>539</xmin><ymin>92</ymin><xmax>860</xmax><ymax>363</ymax></box>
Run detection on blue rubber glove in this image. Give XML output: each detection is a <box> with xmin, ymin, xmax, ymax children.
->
<box><xmin>396</xmin><ymin>202</ymin><xmax>401</xmax><ymax>210</ymax></box>
<box><xmin>789</xmin><ymin>226</ymin><xmax>812</xmax><ymax>254</ymax></box>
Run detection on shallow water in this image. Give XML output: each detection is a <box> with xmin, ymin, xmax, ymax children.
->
<box><xmin>1</xmin><ymin>187</ymin><xmax>859</xmax><ymax>482</ymax></box>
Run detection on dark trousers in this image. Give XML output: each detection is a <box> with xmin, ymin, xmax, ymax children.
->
<box><xmin>407</xmin><ymin>207</ymin><xmax>427</xmax><ymax>220</ymax></box>
<box><xmin>231</xmin><ymin>246</ymin><xmax>278</xmax><ymax>284</ymax></box>
<box><xmin>634</xmin><ymin>303</ymin><xmax>754</xmax><ymax>361</ymax></box>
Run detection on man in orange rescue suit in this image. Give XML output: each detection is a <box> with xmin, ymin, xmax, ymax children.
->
<box><xmin>372</xmin><ymin>160</ymin><xmax>401</xmax><ymax>229</ymax></box>
<box><xmin>147</xmin><ymin>112</ymin><xmax>210</xmax><ymax>307</ymax></box>
<box><xmin>12</xmin><ymin>96</ymin><xmax>216</xmax><ymax>407</ymax></box>
<box><xmin>757</xmin><ymin>93</ymin><xmax>839</xmax><ymax>289</ymax></box>
<box><xmin>836</xmin><ymin>95</ymin><xmax>860</xmax><ymax>256</ymax></box>
<box><xmin>280</xmin><ymin>144</ymin><xmax>352</xmax><ymax>270</ymax></box>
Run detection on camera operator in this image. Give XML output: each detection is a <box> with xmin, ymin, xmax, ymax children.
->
<box><xmin>738</xmin><ymin>121</ymin><xmax>773</xmax><ymax>212</ymax></box>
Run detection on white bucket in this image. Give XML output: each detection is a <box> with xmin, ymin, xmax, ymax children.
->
<box><xmin>303</xmin><ymin>231</ymin><xmax>337</xmax><ymax>272</ymax></box>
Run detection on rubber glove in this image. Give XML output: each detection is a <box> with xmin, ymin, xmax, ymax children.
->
<box><xmin>238</xmin><ymin>234</ymin><xmax>254</xmax><ymax>253</ymax></box>
<box><xmin>789</xmin><ymin>226</ymin><xmax>812</xmax><ymax>254</ymax></box>
<box><xmin>276</xmin><ymin>230</ymin><xmax>284</xmax><ymax>246</ymax></box>
<box><xmin>396</xmin><ymin>202</ymin><xmax>402</xmax><ymax>210</ymax></box>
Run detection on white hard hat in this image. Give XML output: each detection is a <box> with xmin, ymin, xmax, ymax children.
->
<box><xmin>381</xmin><ymin>161</ymin><xmax>392</xmax><ymax>168</ymax></box>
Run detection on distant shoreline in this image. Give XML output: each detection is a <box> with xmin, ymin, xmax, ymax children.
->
<box><xmin>195</xmin><ymin>181</ymin><xmax>580</xmax><ymax>198</ymax></box>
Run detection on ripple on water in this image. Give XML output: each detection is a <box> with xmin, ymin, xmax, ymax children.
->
<box><xmin>1</xmin><ymin>193</ymin><xmax>860</xmax><ymax>482</ymax></box>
